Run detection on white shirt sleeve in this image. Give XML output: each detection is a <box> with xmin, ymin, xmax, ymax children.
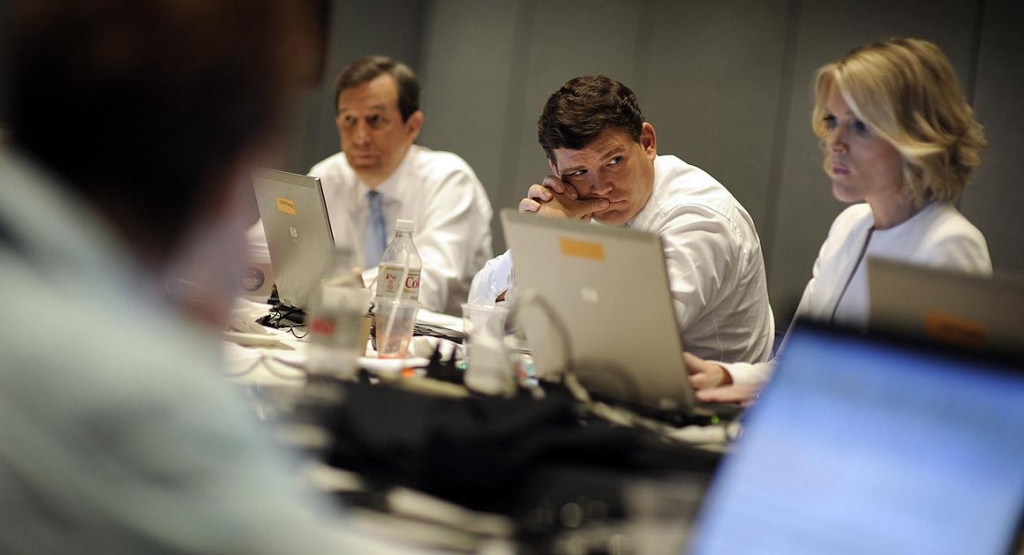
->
<box><xmin>917</xmin><ymin>226</ymin><xmax>992</xmax><ymax>275</ymax></box>
<box><xmin>468</xmin><ymin>250</ymin><xmax>514</xmax><ymax>306</ymax></box>
<box><xmin>657</xmin><ymin>204</ymin><xmax>775</xmax><ymax>365</ymax></box>
<box><xmin>414</xmin><ymin>167</ymin><xmax>493</xmax><ymax>314</ymax></box>
<box><xmin>659</xmin><ymin>211</ymin><xmax>737</xmax><ymax>332</ymax></box>
<box><xmin>719</xmin><ymin>359</ymin><xmax>776</xmax><ymax>386</ymax></box>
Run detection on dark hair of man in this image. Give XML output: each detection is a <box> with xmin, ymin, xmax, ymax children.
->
<box><xmin>333</xmin><ymin>56</ymin><xmax>420</xmax><ymax>122</ymax></box>
<box><xmin>5</xmin><ymin>0</ymin><xmax>315</xmax><ymax>263</ymax></box>
<box><xmin>538</xmin><ymin>75</ymin><xmax>645</xmax><ymax>164</ymax></box>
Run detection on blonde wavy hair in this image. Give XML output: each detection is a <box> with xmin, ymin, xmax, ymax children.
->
<box><xmin>812</xmin><ymin>38</ymin><xmax>986</xmax><ymax>207</ymax></box>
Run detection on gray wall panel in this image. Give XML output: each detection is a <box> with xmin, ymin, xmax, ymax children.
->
<box><xmin>0</xmin><ymin>0</ymin><xmax>9</xmax><ymax>127</ymax></box>
<box><xmin>642</xmin><ymin>0</ymin><xmax>792</xmax><ymax>231</ymax></box>
<box><xmin>767</xmin><ymin>0</ymin><xmax>982</xmax><ymax>319</ymax></box>
<box><xmin>417</xmin><ymin>1</ymin><xmax>521</xmax><ymax>250</ymax></box>
<box><xmin>297</xmin><ymin>0</ymin><xmax>1024</xmax><ymax>328</ymax></box>
<box><xmin>960</xmin><ymin>0</ymin><xmax>1024</xmax><ymax>276</ymax></box>
<box><xmin>7</xmin><ymin>0</ymin><xmax>1024</xmax><ymax>321</ymax></box>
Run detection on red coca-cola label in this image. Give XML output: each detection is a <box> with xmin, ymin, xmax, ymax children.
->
<box><xmin>376</xmin><ymin>264</ymin><xmax>421</xmax><ymax>300</ymax></box>
<box><xmin>309</xmin><ymin>317</ymin><xmax>336</xmax><ymax>336</ymax></box>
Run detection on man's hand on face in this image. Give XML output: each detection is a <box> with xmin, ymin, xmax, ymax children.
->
<box><xmin>517</xmin><ymin>175</ymin><xmax>609</xmax><ymax>220</ymax></box>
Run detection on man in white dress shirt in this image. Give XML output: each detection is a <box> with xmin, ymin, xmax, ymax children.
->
<box><xmin>496</xmin><ymin>75</ymin><xmax>775</xmax><ymax>364</ymax></box>
<box><xmin>251</xmin><ymin>56</ymin><xmax>493</xmax><ymax>315</ymax></box>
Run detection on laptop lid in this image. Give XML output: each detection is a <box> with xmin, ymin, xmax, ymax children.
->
<box><xmin>500</xmin><ymin>209</ymin><xmax>695</xmax><ymax>415</ymax></box>
<box><xmin>252</xmin><ymin>168</ymin><xmax>335</xmax><ymax>309</ymax></box>
<box><xmin>690</xmin><ymin>321</ymin><xmax>1024</xmax><ymax>555</ymax></box>
<box><xmin>869</xmin><ymin>258</ymin><xmax>1024</xmax><ymax>353</ymax></box>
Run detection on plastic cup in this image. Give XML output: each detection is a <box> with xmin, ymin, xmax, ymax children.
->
<box><xmin>374</xmin><ymin>298</ymin><xmax>419</xmax><ymax>359</ymax></box>
<box><xmin>461</xmin><ymin>303</ymin><xmax>508</xmax><ymax>362</ymax></box>
<box><xmin>306</xmin><ymin>285</ymin><xmax>371</xmax><ymax>378</ymax></box>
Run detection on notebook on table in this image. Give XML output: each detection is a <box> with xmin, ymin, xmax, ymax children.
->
<box><xmin>690</xmin><ymin>321</ymin><xmax>1024</xmax><ymax>554</ymax></box>
<box><xmin>500</xmin><ymin>209</ymin><xmax>731</xmax><ymax>423</ymax></box>
<box><xmin>868</xmin><ymin>258</ymin><xmax>1024</xmax><ymax>353</ymax></box>
<box><xmin>252</xmin><ymin>168</ymin><xmax>336</xmax><ymax>310</ymax></box>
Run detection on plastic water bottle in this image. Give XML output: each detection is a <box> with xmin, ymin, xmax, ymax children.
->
<box><xmin>375</xmin><ymin>219</ymin><xmax>421</xmax><ymax>302</ymax></box>
<box><xmin>307</xmin><ymin>247</ymin><xmax>371</xmax><ymax>378</ymax></box>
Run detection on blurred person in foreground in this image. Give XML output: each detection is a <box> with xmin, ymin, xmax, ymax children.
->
<box><xmin>249</xmin><ymin>56</ymin><xmax>494</xmax><ymax>315</ymax></box>
<box><xmin>0</xmin><ymin>1</ymin><xmax>400</xmax><ymax>552</ymax></box>
<box><xmin>477</xmin><ymin>75</ymin><xmax>775</xmax><ymax>364</ymax></box>
<box><xmin>691</xmin><ymin>37</ymin><xmax>992</xmax><ymax>405</ymax></box>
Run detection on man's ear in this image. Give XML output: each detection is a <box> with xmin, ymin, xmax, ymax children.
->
<box><xmin>405</xmin><ymin>110</ymin><xmax>424</xmax><ymax>143</ymax></box>
<box><xmin>640</xmin><ymin>122</ymin><xmax>657</xmax><ymax>160</ymax></box>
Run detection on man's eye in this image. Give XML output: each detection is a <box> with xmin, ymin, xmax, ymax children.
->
<box><xmin>368</xmin><ymin>114</ymin><xmax>384</xmax><ymax>127</ymax></box>
<box><xmin>570</xmin><ymin>169</ymin><xmax>586</xmax><ymax>178</ymax></box>
<box><xmin>608</xmin><ymin>156</ymin><xmax>623</xmax><ymax>166</ymax></box>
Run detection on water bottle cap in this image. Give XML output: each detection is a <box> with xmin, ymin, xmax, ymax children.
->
<box><xmin>396</xmin><ymin>219</ymin><xmax>415</xmax><ymax>233</ymax></box>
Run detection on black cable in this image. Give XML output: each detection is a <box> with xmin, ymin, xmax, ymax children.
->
<box><xmin>285</xmin><ymin>326</ymin><xmax>309</xmax><ymax>339</ymax></box>
<box><xmin>258</xmin><ymin>303</ymin><xmax>306</xmax><ymax>329</ymax></box>
<box><xmin>506</xmin><ymin>288</ymin><xmax>574</xmax><ymax>376</ymax></box>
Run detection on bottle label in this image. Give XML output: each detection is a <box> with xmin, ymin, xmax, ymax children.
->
<box><xmin>376</xmin><ymin>264</ymin><xmax>421</xmax><ymax>301</ymax></box>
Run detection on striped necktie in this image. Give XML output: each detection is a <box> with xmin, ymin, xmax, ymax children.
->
<box><xmin>365</xmin><ymin>190</ymin><xmax>387</xmax><ymax>268</ymax></box>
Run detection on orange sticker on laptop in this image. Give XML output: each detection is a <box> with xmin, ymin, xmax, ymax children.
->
<box><xmin>925</xmin><ymin>311</ymin><xmax>987</xmax><ymax>349</ymax></box>
<box><xmin>276</xmin><ymin>197</ymin><xmax>296</xmax><ymax>215</ymax></box>
<box><xmin>559</xmin><ymin>237</ymin><xmax>604</xmax><ymax>261</ymax></box>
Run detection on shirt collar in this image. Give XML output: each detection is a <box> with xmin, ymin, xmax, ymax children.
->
<box><xmin>358</xmin><ymin>145</ymin><xmax>418</xmax><ymax>203</ymax></box>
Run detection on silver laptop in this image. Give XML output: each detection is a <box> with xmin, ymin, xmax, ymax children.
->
<box><xmin>252</xmin><ymin>168</ymin><xmax>335</xmax><ymax>309</ymax></box>
<box><xmin>501</xmin><ymin>209</ymin><xmax>700</xmax><ymax>418</ymax></box>
<box><xmin>868</xmin><ymin>258</ymin><xmax>1024</xmax><ymax>353</ymax></box>
<box><xmin>691</xmin><ymin>322</ymin><xmax>1024</xmax><ymax>554</ymax></box>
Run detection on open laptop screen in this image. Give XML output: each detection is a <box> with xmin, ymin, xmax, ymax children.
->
<box><xmin>869</xmin><ymin>258</ymin><xmax>1024</xmax><ymax>354</ymax></box>
<box><xmin>500</xmin><ymin>209</ymin><xmax>696</xmax><ymax>416</ymax></box>
<box><xmin>691</xmin><ymin>323</ymin><xmax>1024</xmax><ymax>555</ymax></box>
<box><xmin>252</xmin><ymin>168</ymin><xmax>335</xmax><ymax>309</ymax></box>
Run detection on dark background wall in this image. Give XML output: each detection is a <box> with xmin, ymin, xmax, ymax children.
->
<box><xmin>0</xmin><ymin>0</ymin><xmax>10</xmax><ymax>133</ymax></box>
<box><xmin>3</xmin><ymin>0</ymin><xmax>1019</xmax><ymax>324</ymax></box>
<box><xmin>293</xmin><ymin>0</ymin><xmax>1024</xmax><ymax>324</ymax></box>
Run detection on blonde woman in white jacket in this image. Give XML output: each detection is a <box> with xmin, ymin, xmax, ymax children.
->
<box><xmin>688</xmin><ymin>37</ymin><xmax>992</xmax><ymax>404</ymax></box>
